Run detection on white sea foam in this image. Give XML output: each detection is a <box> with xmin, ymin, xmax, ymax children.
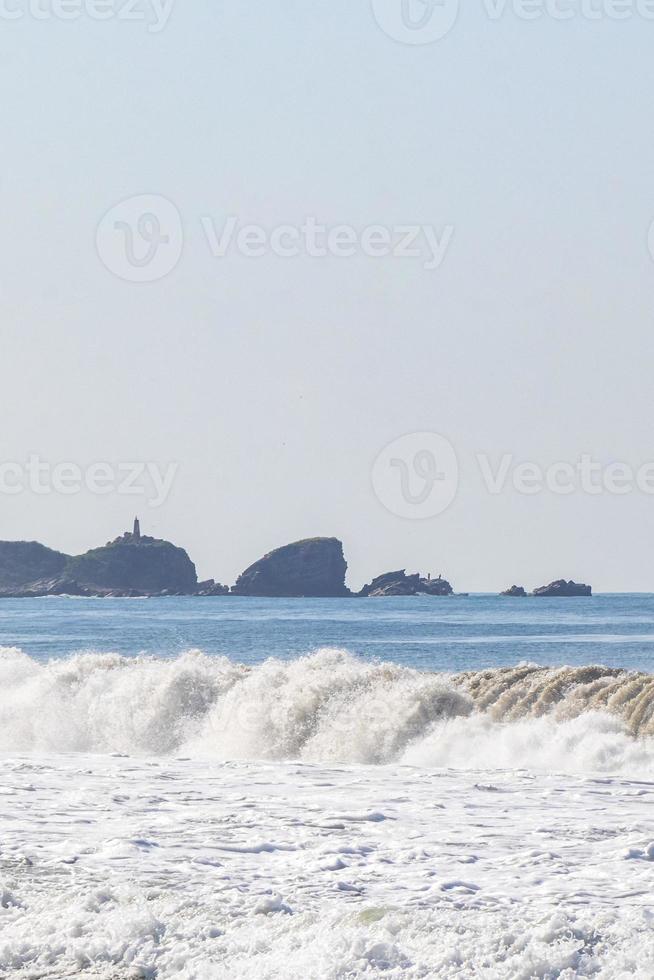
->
<box><xmin>2</xmin><ymin>754</ymin><xmax>654</xmax><ymax>978</ymax></box>
<box><xmin>3</xmin><ymin>647</ymin><xmax>654</xmax><ymax>976</ymax></box>
<box><xmin>1</xmin><ymin>645</ymin><xmax>654</xmax><ymax>775</ymax></box>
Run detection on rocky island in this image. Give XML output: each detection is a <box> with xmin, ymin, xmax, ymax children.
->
<box><xmin>65</xmin><ymin>521</ymin><xmax>198</xmax><ymax>596</ymax></box>
<box><xmin>0</xmin><ymin>519</ymin><xmax>226</xmax><ymax>598</ymax></box>
<box><xmin>501</xmin><ymin>586</ymin><xmax>527</xmax><ymax>597</ymax></box>
<box><xmin>0</xmin><ymin>541</ymin><xmax>68</xmax><ymax>590</ymax></box>
<box><xmin>532</xmin><ymin>580</ymin><xmax>592</xmax><ymax>597</ymax></box>
<box><xmin>500</xmin><ymin>582</ymin><xmax>592</xmax><ymax>597</ymax></box>
<box><xmin>232</xmin><ymin>538</ymin><xmax>350</xmax><ymax>597</ymax></box>
<box><xmin>358</xmin><ymin>570</ymin><xmax>453</xmax><ymax>597</ymax></box>
<box><xmin>0</xmin><ymin>523</ymin><xmax>592</xmax><ymax>599</ymax></box>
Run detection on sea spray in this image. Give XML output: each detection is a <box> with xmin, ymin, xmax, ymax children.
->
<box><xmin>190</xmin><ymin>648</ymin><xmax>471</xmax><ymax>763</ymax></box>
<box><xmin>401</xmin><ymin>710</ymin><xmax>654</xmax><ymax>774</ymax></box>
<box><xmin>0</xmin><ymin>646</ymin><xmax>244</xmax><ymax>755</ymax></box>
<box><xmin>456</xmin><ymin>663</ymin><xmax>654</xmax><ymax>733</ymax></box>
<box><xmin>1</xmin><ymin>646</ymin><xmax>654</xmax><ymax>773</ymax></box>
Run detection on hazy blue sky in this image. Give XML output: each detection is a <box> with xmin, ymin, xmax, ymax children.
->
<box><xmin>2</xmin><ymin>1</ymin><xmax>654</xmax><ymax>591</ymax></box>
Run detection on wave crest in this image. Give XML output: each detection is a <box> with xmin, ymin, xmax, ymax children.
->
<box><xmin>458</xmin><ymin>663</ymin><xmax>654</xmax><ymax>735</ymax></box>
<box><xmin>1</xmin><ymin>647</ymin><xmax>654</xmax><ymax>773</ymax></box>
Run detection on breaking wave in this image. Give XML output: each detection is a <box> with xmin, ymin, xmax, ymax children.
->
<box><xmin>1</xmin><ymin>646</ymin><xmax>654</xmax><ymax>773</ymax></box>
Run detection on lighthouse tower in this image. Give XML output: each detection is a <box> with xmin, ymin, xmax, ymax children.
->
<box><xmin>133</xmin><ymin>516</ymin><xmax>141</xmax><ymax>540</ymax></box>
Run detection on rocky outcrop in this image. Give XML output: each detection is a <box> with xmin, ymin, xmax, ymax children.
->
<box><xmin>195</xmin><ymin>579</ymin><xmax>230</xmax><ymax>596</ymax></box>
<box><xmin>232</xmin><ymin>538</ymin><xmax>349</xmax><ymax>597</ymax></box>
<box><xmin>532</xmin><ymin>580</ymin><xmax>592</xmax><ymax>597</ymax></box>
<box><xmin>0</xmin><ymin>524</ymin><xmax>226</xmax><ymax>598</ymax></box>
<box><xmin>359</xmin><ymin>570</ymin><xmax>453</xmax><ymax>597</ymax></box>
<box><xmin>501</xmin><ymin>585</ymin><xmax>527</xmax><ymax>597</ymax></box>
<box><xmin>0</xmin><ymin>578</ymin><xmax>176</xmax><ymax>598</ymax></box>
<box><xmin>0</xmin><ymin>541</ymin><xmax>68</xmax><ymax>590</ymax></box>
<box><xmin>0</xmin><ymin>577</ymin><xmax>94</xmax><ymax>598</ymax></box>
<box><xmin>65</xmin><ymin>532</ymin><xmax>198</xmax><ymax>595</ymax></box>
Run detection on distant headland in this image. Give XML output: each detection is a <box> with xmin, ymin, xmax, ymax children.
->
<box><xmin>0</xmin><ymin>520</ymin><xmax>592</xmax><ymax>598</ymax></box>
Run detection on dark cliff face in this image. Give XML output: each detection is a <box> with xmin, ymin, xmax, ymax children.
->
<box><xmin>532</xmin><ymin>580</ymin><xmax>592</xmax><ymax>597</ymax></box>
<box><xmin>501</xmin><ymin>585</ymin><xmax>527</xmax><ymax>597</ymax></box>
<box><xmin>65</xmin><ymin>534</ymin><xmax>198</xmax><ymax>594</ymax></box>
<box><xmin>232</xmin><ymin>538</ymin><xmax>350</xmax><ymax>597</ymax></box>
<box><xmin>359</xmin><ymin>570</ymin><xmax>453</xmax><ymax>597</ymax></box>
<box><xmin>0</xmin><ymin>542</ymin><xmax>69</xmax><ymax>589</ymax></box>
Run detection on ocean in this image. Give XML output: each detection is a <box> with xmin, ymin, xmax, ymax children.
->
<box><xmin>3</xmin><ymin>592</ymin><xmax>654</xmax><ymax>670</ymax></box>
<box><xmin>2</xmin><ymin>595</ymin><xmax>654</xmax><ymax>977</ymax></box>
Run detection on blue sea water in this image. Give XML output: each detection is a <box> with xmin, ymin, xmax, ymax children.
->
<box><xmin>1</xmin><ymin>594</ymin><xmax>654</xmax><ymax>672</ymax></box>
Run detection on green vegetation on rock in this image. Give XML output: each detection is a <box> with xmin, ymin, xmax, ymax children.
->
<box><xmin>65</xmin><ymin>533</ymin><xmax>198</xmax><ymax>594</ymax></box>
<box><xmin>0</xmin><ymin>542</ymin><xmax>68</xmax><ymax>589</ymax></box>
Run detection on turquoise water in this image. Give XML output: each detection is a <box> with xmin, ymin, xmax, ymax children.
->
<box><xmin>1</xmin><ymin>594</ymin><xmax>654</xmax><ymax>671</ymax></box>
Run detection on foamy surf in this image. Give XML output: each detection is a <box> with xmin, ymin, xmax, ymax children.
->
<box><xmin>1</xmin><ymin>646</ymin><xmax>653</xmax><ymax>775</ymax></box>
<box><xmin>3</xmin><ymin>648</ymin><xmax>654</xmax><ymax>977</ymax></box>
<box><xmin>2</xmin><ymin>754</ymin><xmax>654</xmax><ymax>978</ymax></box>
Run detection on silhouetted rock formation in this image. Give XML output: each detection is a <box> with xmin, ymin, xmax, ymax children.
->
<box><xmin>65</xmin><ymin>531</ymin><xmax>198</xmax><ymax>595</ymax></box>
<box><xmin>0</xmin><ymin>523</ymin><xmax>230</xmax><ymax>597</ymax></box>
<box><xmin>359</xmin><ymin>570</ymin><xmax>453</xmax><ymax>597</ymax></box>
<box><xmin>196</xmin><ymin>579</ymin><xmax>230</xmax><ymax>596</ymax></box>
<box><xmin>232</xmin><ymin>538</ymin><xmax>350</xmax><ymax>597</ymax></box>
<box><xmin>501</xmin><ymin>585</ymin><xmax>527</xmax><ymax>597</ymax></box>
<box><xmin>0</xmin><ymin>542</ymin><xmax>68</xmax><ymax>589</ymax></box>
<box><xmin>532</xmin><ymin>580</ymin><xmax>592</xmax><ymax>597</ymax></box>
<box><xmin>0</xmin><ymin>577</ymin><xmax>95</xmax><ymax>598</ymax></box>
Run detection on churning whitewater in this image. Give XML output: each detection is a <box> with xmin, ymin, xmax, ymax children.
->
<box><xmin>4</xmin><ymin>644</ymin><xmax>654</xmax><ymax>977</ymax></box>
<box><xmin>2</xmin><ymin>645</ymin><xmax>654</xmax><ymax>773</ymax></box>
